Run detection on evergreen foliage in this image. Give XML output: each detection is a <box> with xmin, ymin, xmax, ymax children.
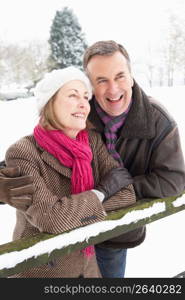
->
<box><xmin>49</xmin><ymin>7</ymin><xmax>88</xmax><ymax>70</ymax></box>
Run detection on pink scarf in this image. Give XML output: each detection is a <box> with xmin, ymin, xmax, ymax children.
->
<box><xmin>34</xmin><ymin>124</ymin><xmax>95</xmax><ymax>257</ymax></box>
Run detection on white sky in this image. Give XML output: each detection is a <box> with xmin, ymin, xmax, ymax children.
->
<box><xmin>0</xmin><ymin>0</ymin><xmax>184</xmax><ymax>57</ymax></box>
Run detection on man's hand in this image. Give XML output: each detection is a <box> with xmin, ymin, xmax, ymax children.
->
<box><xmin>0</xmin><ymin>166</ymin><xmax>34</xmax><ymax>210</ymax></box>
<box><xmin>96</xmin><ymin>167</ymin><xmax>133</xmax><ymax>202</ymax></box>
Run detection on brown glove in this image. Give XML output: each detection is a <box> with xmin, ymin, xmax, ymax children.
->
<box><xmin>0</xmin><ymin>166</ymin><xmax>34</xmax><ymax>210</ymax></box>
<box><xmin>96</xmin><ymin>166</ymin><xmax>133</xmax><ymax>202</ymax></box>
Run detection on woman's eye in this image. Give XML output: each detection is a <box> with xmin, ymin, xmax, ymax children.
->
<box><xmin>69</xmin><ymin>94</ymin><xmax>77</xmax><ymax>98</ymax></box>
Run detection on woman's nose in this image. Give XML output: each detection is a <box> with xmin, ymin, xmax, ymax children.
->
<box><xmin>79</xmin><ymin>103</ymin><xmax>85</xmax><ymax>109</ymax></box>
<box><xmin>78</xmin><ymin>96</ymin><xmax>88</xmax><ymax>108</ymax></box>
<box><xmin>79</xmin><ymin>99</ymin><xmax>85</xmax><ymax>107</ymax></box>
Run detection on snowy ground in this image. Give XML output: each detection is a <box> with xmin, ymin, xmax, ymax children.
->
<box><xmin>0</xmin><ymin>86</ymin><xmax>185</xmax><ymax>277</ymax></box>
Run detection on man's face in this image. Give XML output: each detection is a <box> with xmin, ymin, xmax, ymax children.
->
<box><xmin>87</xmin><ymin>51</ymin><xmax>134</xmax><ymax>116</ymax></box>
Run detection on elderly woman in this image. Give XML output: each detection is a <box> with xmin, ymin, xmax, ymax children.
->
<box><xmin>5</xmin><ymin>67</ymin><xmax>136</xmax><ymax>278</ymax></box>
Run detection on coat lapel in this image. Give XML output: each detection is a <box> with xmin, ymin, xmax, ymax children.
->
<box><xmin>41</xmin><ymin>150</ymin><xmax>72</xmax><ymax>178</ymax></box>
<box><xmin>119</xmin><ymin>80</ymin><xmax>155</xmax><ymax>139</ymax></box>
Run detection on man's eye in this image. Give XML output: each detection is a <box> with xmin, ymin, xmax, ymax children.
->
<box><xmin>117</xmin><ymin>74</ymin><xmax>125</xmax><ymax>79</ymax></box>
<box><xmin>118</xmin><ymin>74</ymin><xmax>126</xmax><ymax>80</ymax></box>
<box><xmin>97</xmin><ymin>79</ymin><xmax>106</xmax><ymax>84</ymax></box>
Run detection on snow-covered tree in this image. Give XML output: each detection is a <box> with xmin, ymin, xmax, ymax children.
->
<box><xmin>0</xmin><ymin>41</ymin><xmax>50</xmax><ymax>86</ymax></box>
<box><xmin>155</xmin><ymin>6</ymin><xmax>185</xmax><ymax>86</ymax></box>
<box><xmin>49</xmin><ymin>7</ymin><xmax>88</xmax><ymax>69</ymax></box>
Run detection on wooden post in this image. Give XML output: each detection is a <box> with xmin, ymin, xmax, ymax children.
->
<box><xmin>0</xmin><ymin>192</ymin><xmax>184</xmax><ymax>277</ymax></box>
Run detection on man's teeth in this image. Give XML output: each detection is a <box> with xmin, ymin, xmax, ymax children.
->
<box><xmin>107</xmin><ymin>95</ymin><xmax>123</xmax><ymax>101</ymax></box>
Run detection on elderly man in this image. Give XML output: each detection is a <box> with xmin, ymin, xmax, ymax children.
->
<box><xmin>1</xmin><ymin>40</ymin><xmax>185</xmax><ymax>278</ymax></box>
<box><xmin>83</xmin><ymin>40</ymin><xmax>185</xmax><ymax>277</ymax></box>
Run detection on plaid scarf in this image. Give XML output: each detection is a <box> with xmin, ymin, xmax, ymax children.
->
<box><xmin>94</xmin><ymin>100</ymin><xmax>132</xmax><ymax>166</ymax></box>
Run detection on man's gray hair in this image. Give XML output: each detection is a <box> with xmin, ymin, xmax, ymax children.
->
<box><xmin>83</xmin><ymin>40</ymin><xmax>131</xmax><ymax>72</ymax></box>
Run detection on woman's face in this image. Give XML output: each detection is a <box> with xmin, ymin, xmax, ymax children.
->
<box><xmin>53</xmin><ymin>80</ymin><xmax>90</xmax><ymax>138</ymax></box>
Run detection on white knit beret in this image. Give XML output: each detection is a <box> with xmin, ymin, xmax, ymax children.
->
<box><xmin>34</xmin><ymin>66</ymin><xmax>92</xmax><ymax>113</ymax></box>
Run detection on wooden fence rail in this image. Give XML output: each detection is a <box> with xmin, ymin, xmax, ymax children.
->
<box><xmin>0</xmin><ymin>192</ymin><xmax>185</xmax><ymax>277</ymax></box>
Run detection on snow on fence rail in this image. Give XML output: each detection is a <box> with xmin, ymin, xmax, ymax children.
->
<box><xmin>0</xmin><ymin>192</ymin><xmax>185</xmax><ymax>277</ymax></box>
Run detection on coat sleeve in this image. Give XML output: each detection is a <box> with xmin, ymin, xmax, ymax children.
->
<box><xmin>91</xmin><ymin>132</ymin><xmax>136</xmax><ymax>212</ymax></box>
<box><xmin>133</xmin><ymin>126</ymin><xmax>185</xmax><ymax>199</ymax></box>
<box><xmin>5</xmin><ymin>143</ymin><xmax>106</xmax><ymax>235</ymax></box>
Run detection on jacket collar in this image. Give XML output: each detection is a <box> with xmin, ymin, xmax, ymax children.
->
<box><xmin>35</xmin><ymin>142</ymin><xmax>72</xmax><ymax>178</ymax></box>
<box><xmin>88</xmin><ymin>80</ymin><xmax>155</xmax><ymax>139</ymax></box>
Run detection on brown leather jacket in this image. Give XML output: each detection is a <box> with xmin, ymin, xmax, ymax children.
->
<box><xmin>88</xmin><ymin>80</ymin><xmax>185</xmax><ymax>248</ymax></box>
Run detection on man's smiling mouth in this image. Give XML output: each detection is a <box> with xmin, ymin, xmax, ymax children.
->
<box><xmin>106</xmin><ymin>95</ymin><xmax>123</xmax><ymax>102</ymax></box>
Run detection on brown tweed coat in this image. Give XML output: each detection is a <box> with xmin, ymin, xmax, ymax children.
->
<box><xmin>5</xmin><ymin>130</ymin><xmax>136</xmax><ymax>278</ymax></box>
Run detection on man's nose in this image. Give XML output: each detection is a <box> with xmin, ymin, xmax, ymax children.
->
<box><xmin>107</xmin><ymin>81</ymin><xmax>119</xmax><ymax>95</ymax></box>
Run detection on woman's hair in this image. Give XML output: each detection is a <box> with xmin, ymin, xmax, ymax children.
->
<box><xmin>39</xmin><ymin>93</ymin><xmax>62</xmax><ymax>130</ymax></box>
<box><xmin>83</xmin><ymin>40</ymin><xmax>131</xmax><ymax>72</ymax></box>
